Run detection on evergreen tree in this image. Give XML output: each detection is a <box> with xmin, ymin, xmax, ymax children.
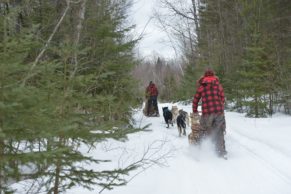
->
<box><xmin>190</xmin><ymin>0</ymin><xmax>290</xmax><ymax>116</ymax></box>
<box><xmin>237</xmin><ymin>33</ymin><xmax>270</xmax><ymax>117</ymax></box>
<box><xmin>162</xmin><ymin>74</ymin><xmax>178</xmax><ymax>101</ymax></box>
<box><xmin>0</xmin><ymin>0</ymin><xmax>145</xmax><ymax>193</ymax></box>
<box><xmin>177</xmin><ymin>60</ymin><xmax>204</xmax><ymax>102</ymax></box>
<box><xmin>160</xmin><ymin>0</ymin><xmax>291</xmax><ymax>115</ymax></box>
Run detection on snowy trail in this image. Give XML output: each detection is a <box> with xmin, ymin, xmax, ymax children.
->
<box><xmin>230</xmin><ymin>130</ymin><xmax>291</xmax><ymax>183</ymax></box>
<box><xmin>230</xmin><ymin>134</ymin><xmax>291</xmax><ymax>183</ymax></box>
<box><xmin>69</xmin><ymin>103</ymin><xmax>291</xmax><ymax>194</ymax></box>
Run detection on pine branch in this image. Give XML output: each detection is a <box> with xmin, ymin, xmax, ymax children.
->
<box><xmin>22</xmin><ymin>0</ymin><xmax>71</xmax><ymax>86</ymax></box>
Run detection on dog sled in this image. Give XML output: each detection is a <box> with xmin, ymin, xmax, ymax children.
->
<box><xmin>188</xmin><ymin>113</ymin><xmax>207</xmax><ymax>145</ymax></box>
<box><xmin>143</xmin><ymin>98</ymin><xmax>159</xmax><ymax>117</ymax></box>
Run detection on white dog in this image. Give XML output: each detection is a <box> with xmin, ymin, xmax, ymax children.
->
<box><xmin>171</xmin><ymin>105</ymin><xmax>179</xmax><ymax>123</ymax></box>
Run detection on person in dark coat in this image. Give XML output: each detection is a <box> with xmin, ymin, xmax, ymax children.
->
<box><xmin>146</xmin><ymin>81</ymin><xmax>159</xmax><ymax>116</ymax></box>
<box><xmin>192</xmin><ymin>68</ymin><xmax>227</xmax><ymax>159</ymax></box>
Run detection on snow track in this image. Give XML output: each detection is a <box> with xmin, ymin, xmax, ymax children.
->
<box><xmin>232</xmin><ymin>129</ymin><xmax>291</xmax><ymax>159</ymax></box>
<box><xmin>230</xmin><ymin>133</ymin><xmax>291</xmax><ymax>184</ymax></box>
<box><xmin>68</xmin><ymin>104</ymin><xmax>291</xmax><ymax>194</ymax></box>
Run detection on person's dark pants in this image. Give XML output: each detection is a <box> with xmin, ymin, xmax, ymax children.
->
<box><xmin>147</xmin><ymin>96</ymin><xmax>158</xmax><ymax>115</ymax></box>
<box><xmin>200</xmin><ymin>114</ymin><xmax>227</xmax><ymax>156</ymax></box>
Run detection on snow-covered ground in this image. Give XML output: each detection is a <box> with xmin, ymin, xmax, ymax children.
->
<box><xmin>69</xmin><ymin>102</ymin><xmax>291</xmax><ymax>194</ymax></box>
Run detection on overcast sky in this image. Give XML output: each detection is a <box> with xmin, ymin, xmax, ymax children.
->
<box><xmin>130</xmin><ymin>0</ymin><xmax>176</xmax><ymax>59</ymax></box>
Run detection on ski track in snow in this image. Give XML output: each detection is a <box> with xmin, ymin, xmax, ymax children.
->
<box><xmin>231</xmin><ymin>129</ymin><xmax>291</xmax><ymax>159</ymax></box>
<box><xmin>229</xmin><ymin>134</ymin><xmax>291</xmax><ymax>184</ymax></box>
<box><xmin>66</xmin><ymin>103</ymin><xmax>291</xmax><ymax>194</ymax></box>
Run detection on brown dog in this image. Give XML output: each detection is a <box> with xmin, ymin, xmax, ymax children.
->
<box><xmin>171</xmin><ymin>105</ymin><xmax>179</xmax><ymax>123</ymax></box>
<box><xmin>176</xmin><ymin>110</ymin><xmax>187</xmax><ymax>136</ymax></box>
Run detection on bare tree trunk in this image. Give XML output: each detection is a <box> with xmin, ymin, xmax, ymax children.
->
<box><xmin>191</xmin><ymin>0</ymin><xmax>200</xmax><ymax>41</ymax></box>
<box><xmin>0</xmin><ymin>140</ymin><xmax>3</xmax><ymax>194</ymax></box>
<box><xmin>255</xmin><ymin>96</ymin><xmax>259</xmax><ymax>118</ymax></box>
<box><xmin>217</xmin><ymin>0</ymin><xmax>227</xmax><ymax>71</ymax></box>
<box><xmin>22</xmin><ymin>0</ymin><xmax>71</xmax><ymax>86</ymax></box>
<box><xmin>53</xmin><ymin>159</ymin><xmax>61</xmax><ymax>194</ymax></box>
<box><xmin>0</xmin><ymin>15</ymin><xmax>7</xmax><ymax>192</ymax></box>
<box><xmin>269</xmin><ymin>93</ymin><xmax>273</xmax><ymax>115</ymax></box>
<box><xmin>71</xmin><ymin>0</ymin><xmax>87</xmax><ymax>78</ymax></box>
<box><xmin>186</xmin><ymin>19</ymin><xmax>195</xmax><ymax>62</ymax></box>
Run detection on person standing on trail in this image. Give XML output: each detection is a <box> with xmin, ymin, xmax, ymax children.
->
<box><xmin>146</xmin><ymin>81</ymin><xmax>159</xmax><ymax>116</ymax></box>
<box><xmin>192</xmin><ymin>68</ymin><xmax>227</xmax><ymax>158</ymax></box>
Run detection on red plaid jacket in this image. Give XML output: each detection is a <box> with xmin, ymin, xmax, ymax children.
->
<box><xmin>146</xmin><ymin>83</ymin><xmax>158</xmax><ymax>97</ymax></box>
<box><xmin>192</xmin><ymin>76</ymin><xmax>225</xmax><ymax>115</ymax></box>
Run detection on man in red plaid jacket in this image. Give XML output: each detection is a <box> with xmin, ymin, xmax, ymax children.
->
<box><xmin>146</xmin><ymin>81</ymin><xmax>159</xmax><ymax>116</ymax></box>
<box><xmin>192</xmin><ymin>68</ymin><xmax>227</xmax><ymax>158</ymax></box>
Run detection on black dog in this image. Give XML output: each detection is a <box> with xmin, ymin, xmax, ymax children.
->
<box><xmin>162</xmin><ymin>107</ymin><xmax>173</xmax><ymax>128</ymax></box>
<box><xmin>177</xmin><ymin>110</ymin><xmax>187</xmax><ymax>136</ymax></box>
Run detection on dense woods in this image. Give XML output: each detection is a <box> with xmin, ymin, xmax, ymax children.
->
<box><xmin>0</xmin><ymin>0</ymin><xmax>144</xmax><ymax>193</ymax></box>
<box><xmin>154</xmin><ymin>0</ymin><xmax>291</xmax><ymax>117</ymax></box>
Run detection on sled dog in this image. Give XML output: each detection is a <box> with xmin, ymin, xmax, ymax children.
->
<box><xmin>171</xmin><ymin>105</ymin><xmax>179</xmax><ymax>123</ymax></box>
<box><xmin>176</xmin><ymin>109</ymin><xmax>189</xmax><ymax>137</ymax></box>
<box><xmin>162</xmin><ymin>107</ymin><xmax>174</xmax><ymax>128</ymax></box>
